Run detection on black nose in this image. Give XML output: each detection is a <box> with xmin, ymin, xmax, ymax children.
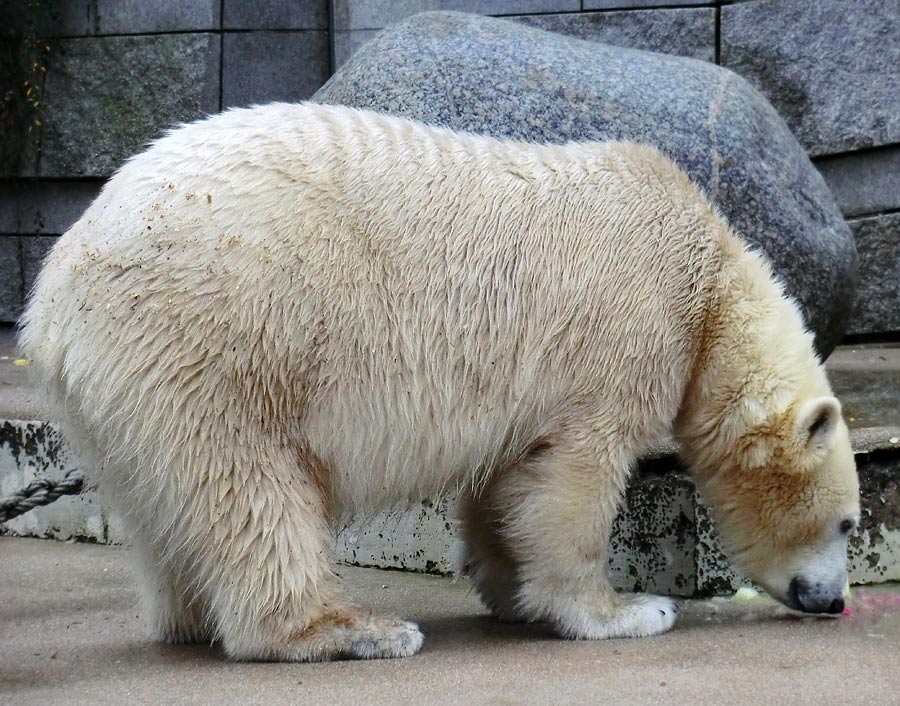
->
<box><xmin>788</xmin><ymin>577</ymin><xmax>845</xmax><ymax>614</ymax></box>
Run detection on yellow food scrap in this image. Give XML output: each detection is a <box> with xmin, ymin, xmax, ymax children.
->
<box><xmin>733</xmin><ymin>586</ymin><xmax>760</xmax><ymax>603</ymax></box>
<box><xmin>13</xmin><ymin>358</ymin><xmax>29</xmax><ymax>366</ymax></box>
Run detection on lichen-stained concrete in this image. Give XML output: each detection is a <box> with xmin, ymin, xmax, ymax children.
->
<box><xmin>3</xmin><ymin>538</ymin><xmax>900</xmax><ymax>706</ymax></box>
<box><xmin>0</xmin><ymin>421</ymin><xmax>105</xmax><ymax>543</ymax></box>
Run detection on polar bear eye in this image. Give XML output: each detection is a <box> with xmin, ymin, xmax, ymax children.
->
<box><xmin>839</xmin><ymin>519</ymin><xmax>855</xmax><ymax>535</ymax></box>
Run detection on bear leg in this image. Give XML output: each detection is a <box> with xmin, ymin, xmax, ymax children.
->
<box><xmin>460</xmin><ymin>490</ymin><xmax>528</xmax><ymax>623</ymax></box>
<box><xmin>133</xmin><ymin>537</ymin><xmax>211</xmax><ymax>644</ymax></box>
<box><xmin>176</xmin><ymin>445</ymin><xmax>423</xmax><ymax>661</ymax></box>
<box><xmin>488</xmin><ymin>434</ymin><xmax>678</xmax><ymax>639</ymax></box>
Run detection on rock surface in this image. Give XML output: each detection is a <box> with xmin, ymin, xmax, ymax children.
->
<box><xmin>315</xmin><ymin>11</ymin><xmax>857</xmax><ymax>356</ymax></box>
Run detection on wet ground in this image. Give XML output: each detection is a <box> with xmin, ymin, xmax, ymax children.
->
<box><xmin>2</xmin><ymin>538</ymin><xmax>899</xmax><ymax>706</ymax></box>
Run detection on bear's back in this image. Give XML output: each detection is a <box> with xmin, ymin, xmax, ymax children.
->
<box><xmin>21</xmin><ymin>103</ymin><xmax>733</xmax><ymax>504</ymax></box>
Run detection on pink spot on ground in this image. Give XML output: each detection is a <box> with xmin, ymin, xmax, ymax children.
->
<box><xmin>846</xmin><ymin>589</ymin><xmax>900</xmax><ymax>616</ymax></box>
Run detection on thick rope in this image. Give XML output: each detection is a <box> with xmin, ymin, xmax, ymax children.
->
<box><xmin>0</xmin><ymin>469</ymin><xmax>85</xmax><ymax>523</ymax></box>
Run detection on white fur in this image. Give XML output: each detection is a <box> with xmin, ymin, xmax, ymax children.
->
<box><xmin>19</xmin><ymin>103</ymin><xmax>859</xmax><ymax>660</ymax></box>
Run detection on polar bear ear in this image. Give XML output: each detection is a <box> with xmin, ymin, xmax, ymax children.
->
<box><xmin>795</xmin><ymin>396</ymin><xmax>842</xmax><ymax>453</ymax></box>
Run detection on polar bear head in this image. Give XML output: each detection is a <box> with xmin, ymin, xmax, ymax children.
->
<box><xmin>696</xmin><ymin>395</ymin><xmax>860</xmax><ymax>613</ymax></box>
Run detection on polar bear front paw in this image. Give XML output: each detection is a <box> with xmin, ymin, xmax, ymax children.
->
<box><xmin>555</xmin><ymin>593</ymin><xmax>678</xmax><ymax>640</ymax></box>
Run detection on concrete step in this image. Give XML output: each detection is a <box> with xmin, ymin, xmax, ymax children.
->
<box><xmin>2</xmin><ymin>323</ymin><xmax>899</xmax><ymax>596</ymax></box>
<box><xmin>828</xmin><ymin>342</ymin><xmax>900</xmax><ymax>431</ymax></box>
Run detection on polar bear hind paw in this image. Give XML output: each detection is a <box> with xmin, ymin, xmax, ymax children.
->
<box><xmin>267</xmin><ymin>613</ymin><xmax>425</xmax><ymax>662</ymax></box>
<box><xmin>338</xmin><ymin>616</ymin><xmax>425</xmax><ymax>660</ymax></box>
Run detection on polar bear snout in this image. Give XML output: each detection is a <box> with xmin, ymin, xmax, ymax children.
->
<box><xmin>787</xmin><ymin>576</ymin><xmax>845</xmax><ymax>614</ymax></box>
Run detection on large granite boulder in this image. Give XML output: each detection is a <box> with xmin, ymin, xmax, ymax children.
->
<box><xmin>314</xmin><ymin>11</ymin><xmax>857</xmax><ymax>357</ymax></box>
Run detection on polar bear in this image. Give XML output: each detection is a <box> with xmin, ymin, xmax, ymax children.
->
<box><xmin>20</xmin><ymin>103</ymin><xmax>860</xmax><ymax>661</ymax></box>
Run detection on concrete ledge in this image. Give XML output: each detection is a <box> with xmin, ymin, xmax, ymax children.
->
<box><xmin>3</xmin><ymin>334</ymin><xmax>900</xmax><ymax>594</ymax></box>
<box><xmin>3</xmin><ymin>416</ymin><xmax>899</xmax><ymax>595</ymax></box>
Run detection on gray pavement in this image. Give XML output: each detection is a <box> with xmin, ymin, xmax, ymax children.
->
<box><xmin>2</xmin><ymin>537</ymin><xmax>899</xmax><ymax>706</ymax></box>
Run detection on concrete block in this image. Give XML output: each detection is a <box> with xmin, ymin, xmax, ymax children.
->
<box><xmin>0</xmin><ymin>237</ymin><xmax>22</xmax><ymax>323</ymax></box>
<box><xmin>223</xmin><ymin>31</ymin><xmax>330</xmax><ymax>107</ymax></box>
<box><xmin>332</xmin><ymin>0</ymin><xmax>580</xmax><ymax>30</ymax></box>
<box><xmin>0</xmin><ymin>420</ymin><xmax>104</xmax><ymax>542</ymax></box>
<box><xmin>337</xmin><ymin>467</ymin><xmax>699</xmax><ymax>595</ymax></box>
<box><xmin>94</xmin><ymin>0</ymin><xmax>221</xmax><ymax>34</ymax></box>
<box><xmin>224</xmin><ymin>0</ymin><xmax>328</xmax><ymax>29</ymax></box>
<box><xmin>848</xmin><ymin>213</ymin><xmax>900</xmax><ymax>337</ymax></box>
<box><xmin>608</xmin><ymin>472</ymin><xmax>697</xmax><ymax>596</ymax></box>
<box><xmin>20</xmin><ymin>236</ymin><xmax>58</xmax><ymax>298</ymax></box>
<box><xmin>721</xmin><ymin>0</ymin><xmax>900</xmax><ymax>156</ymax></box>
<box><xmin>849</xmin><ymin>448</ymin><xmax>900</xmax><ymax>583</ymax></box>
<box><xmin>694</xmin><ymin>500</ymin><xmax>752</xmax><ymax>596</ymax></box>
<box><xmin>38</xmin><ymin>34</ymin><xmax>221</xmax><ymax>178</ymax></box>
<box><xmin>336</xmin><ymin>498</ymin><xmax>462</xmax><ymax>573</ymax></box>
<box><xmin>0</xmin><ymin>181</ymin><xmax>102</xmax><ymax>234</ymax></box>
<box><xmin>0</xmin><ymin>197</ymin><xmax>15</xmax><ymax>233</ymax></box>
<box><xmin>816</xmin><ymin>147</ymin><xmax>900</xmax><ymax>218</ymax></box>
<box><xmin>3</xmin><ymin>416</ymin><xmax>898</xmax><ymax>593</ymax></box>
<box><xmin>827</xmin><ymin>350</ymin><xmax>900</xmax><ymax>439</ymax></box>
<box><xmin>104</xmin><ymin>508</ymin><xmax>129</xmax><ymax>545</ymax></box>
<box><xmin>584</xmin><ymin>0</ymin><xmax>708</xmax><ymax>7</ymax></box>
<box><xmin>3</xmin><ymin>1</ymin><xmax>93</xmax><ymax>37</ymax></box>
<box><xmin>512</xmin><ymin>8</ymin><xmax>716</xmax><ymax>62</ymax></box>
<box><xmin>333</xmin><ymin>29</ymin><xmax>381</xmax><ymax>68</ymax></box>
<box><xmin>4</xmin><ymin>1</ymin><xmax>219</xmax><ymax>36</ymax></box>
<box><xmin>0</xmin><ymin>37</ymin><xmax>41</xmax><ymax>178</ymax></box>
<box><xmin>0</xmin><ymin>234</ymin><xmax>58</xmax><ymax>324</ymax></box>
<box><xmin>850</xmin><ymin>524</ymin><xmax>900</xmax><ymax>585</ymax></box>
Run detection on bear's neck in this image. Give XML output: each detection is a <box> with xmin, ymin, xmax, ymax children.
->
<box><xmin>673</xmin><ymin>241</ymin><xmax>830</xmax><ymax>482</ymax></box>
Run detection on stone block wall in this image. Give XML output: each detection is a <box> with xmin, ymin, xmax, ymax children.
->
<box><xmin>0</xmin><ymin>0</ymin><xmax>330</xmax><ymax>321</ymax></box>
<box><xmin>2</xmin><ymin>0</ymin><xmax>898</xmax><ymax>340</ymax></box>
